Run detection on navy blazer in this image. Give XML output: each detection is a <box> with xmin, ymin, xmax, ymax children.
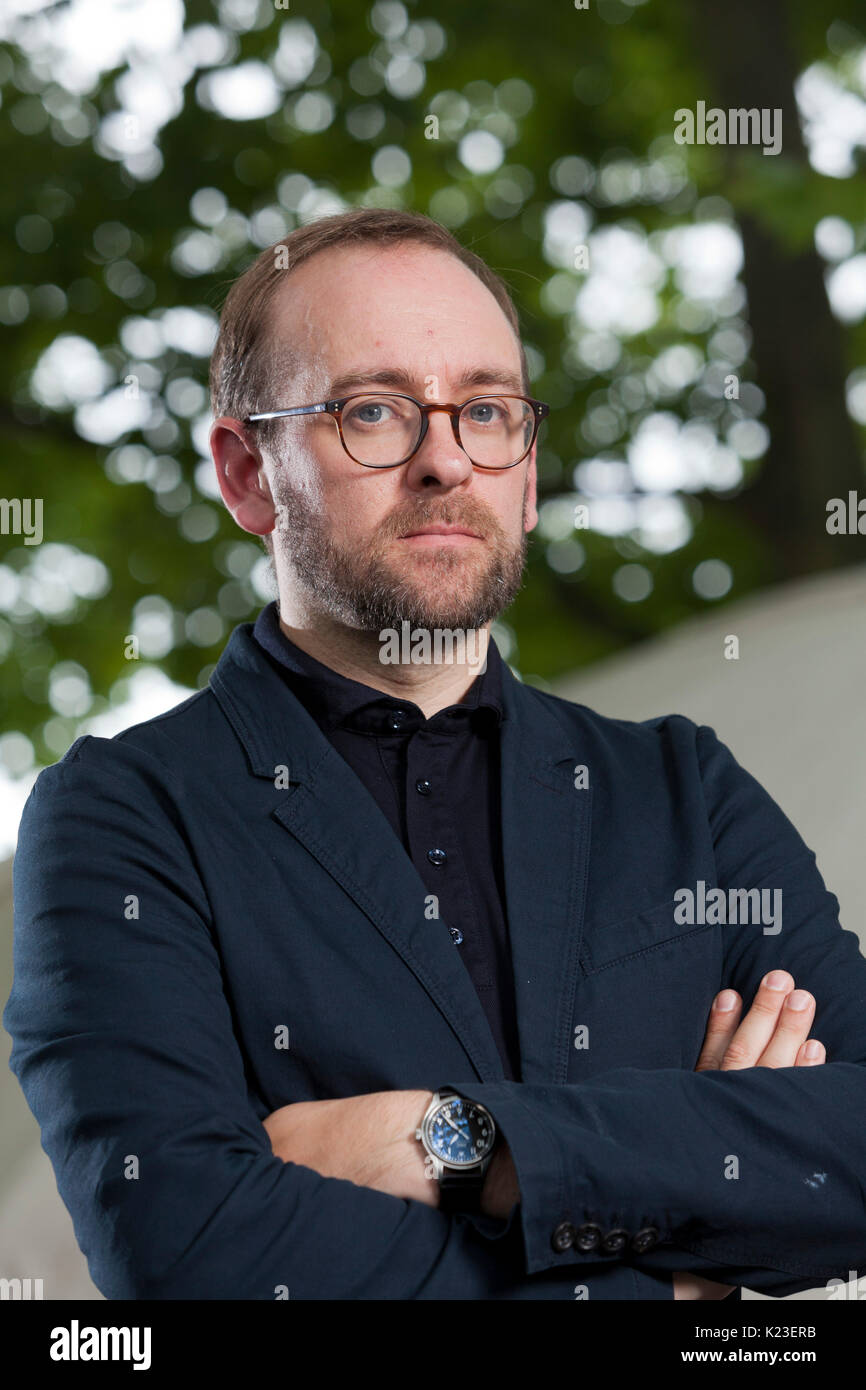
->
<box><xmin>5</xmin><ymin>620</ymin><xmax>866</xmax><ymax>1300</ymax></box>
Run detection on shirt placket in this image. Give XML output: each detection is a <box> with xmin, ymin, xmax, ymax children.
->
<box><xmin>404</xmin><ymin>720</ymin><xmax>492</xmax><ymax>984</ymax></box>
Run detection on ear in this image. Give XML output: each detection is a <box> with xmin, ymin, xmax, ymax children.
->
<box><xmin>209</xmin><ymin>417</ymin><xmax>278</xmax><ymax>539</ymax></box>
<box><xmin>523</xmin><ymin>442</ymin><xmax>539</xmax><ymax>534</ymax></box>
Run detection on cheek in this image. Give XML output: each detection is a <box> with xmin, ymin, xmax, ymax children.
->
<box><xmin>279</xmin><ymin>433</ymin><xmax>334</xmax><ymax>499</ymax></box>
<box><xmin>328</xmin><ymin>480</ymin><xmax>396</xmax><ymax>547</ymax></box>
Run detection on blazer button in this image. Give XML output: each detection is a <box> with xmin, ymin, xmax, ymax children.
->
<box><xmin>631</xmin><ymin>1226</ymin><xmax>660</xmax><ymax>1254</ymax></box>
<box><xmin>574</xmin><ymin>1222</ymin><xmax>602</xmax><ymax>1252</ymax></box>
<box><xmin>600</xmin><ymin>1227</ymin><xmax>629</xmax><ymax>1255</ymax></box>
<box><xmin>551</xmin><ymin>1221</ymin><xmax>576</xmax><ymax>1253</ymax></box>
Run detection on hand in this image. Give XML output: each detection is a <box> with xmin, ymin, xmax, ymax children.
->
<box><xmin>694</xmin><ymin>971</ymin><xmax>825</xmax><ymax>1072</ymax></box>
<box><xmin>673</xmin><ymin>970</ymin><xmax>826</xmax><ymax>1300</ymax></box>
<box><xmin>262</xmin><ymin>1089</ymin><xmax>437</xmax><ymax>1206</ymax></box>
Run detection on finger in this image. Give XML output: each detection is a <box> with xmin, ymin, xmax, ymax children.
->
<box><xmin>719</xmin><ymin>970</ymin><xmax>795</xmax><ymax>1070</ymax></box>
<box><xmin>673</xmin><ymin>1270</ymin><xmax>736</xmax><ymax>1299</ymax></box>
<box><xmin>694</xmin><ymin>990</ymin><xmax>742</xmax><ymax>1071</ymax></box>
<box><xmin>796</xmin><ymin>1038</ymin><xmax>826</xmax><ymax>1066</ymax></box>
<box><xmin>756</xmin><ymin>990</ymin><xmax>816</xmax><ymax>1067</ymax></box>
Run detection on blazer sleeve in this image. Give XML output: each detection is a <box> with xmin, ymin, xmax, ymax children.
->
<box><xmin>3</xmin><ymin>737</ymin><xmax>521</xmax><ymax>1300</ymax></box>
<box><xmin>439</xmin><ymin>722</ymin><xmax>866</xmax><ymax>1296</ymax></box>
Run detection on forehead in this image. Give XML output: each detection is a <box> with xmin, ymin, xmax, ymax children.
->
<box><xmin>267</xmin><ymin>241</ymin><xmax>521</xmax><ymax>384</ymax></box>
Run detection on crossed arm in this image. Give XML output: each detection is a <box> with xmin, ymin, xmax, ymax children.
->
<box><xmin>260</xmin><ymin>727</ymin><xmax>866</xmax><ymax>1299</ymax></box>
<box><xmin>9</xmin><ymin>731</ymin><xmax>866</xmax><ymax>1299</ymax></box>
<box><xmin>263</xmin><ymin>970</ymin><xmax>828</xmax><ymax>1299</ymax></box>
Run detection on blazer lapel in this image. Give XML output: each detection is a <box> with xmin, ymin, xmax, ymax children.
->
<box><xmin>211</xmin><ymin>625</ymin><xmax>507</xmax><ymax>1082</ymax></box>
<box><xmin>211</xmin><ymin>623</ymin><xmax>592</xmax><ymax>1087</ymax></box>
<box><xmin>272</xmin><ymin>751</ymin><xmax>509</xmax><ymax>1081</ymax></box>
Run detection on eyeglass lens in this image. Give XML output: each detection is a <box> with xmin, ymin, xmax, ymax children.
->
<box><xmin>341</xmin><ymin>395</ymin><xmax>535</xmax><ymax>467</ymax></box>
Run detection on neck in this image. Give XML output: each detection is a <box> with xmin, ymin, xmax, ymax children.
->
<box><xmin>275</xmin><ymin>602</ymin><xmax>492</xmax><ymax>720</ymax></box>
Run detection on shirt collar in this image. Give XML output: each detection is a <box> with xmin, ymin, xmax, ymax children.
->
<box><xmin>251</xmin><ymin>600</ymin><xmax>505</xmax><ymax>735</ymax></box>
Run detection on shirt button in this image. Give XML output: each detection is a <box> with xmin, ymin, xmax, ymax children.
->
<box><xmin>448</xmin><ymin>926</ymin><xmax>463</xmax><ymax>945</ymax></box>
<box><xmin>415</xmin><ymin>779</ymin><xmax>432</xmax><ymax>796</ymax></box>
<box><xmin>389</xmin><ymin>708</ymin><xmax>408</xmax><ymax>730</ymax></box>
<box><xmin>427</xmin><ymin>848</ymin><xmax>447</xmax><ymax>867</ymax></box>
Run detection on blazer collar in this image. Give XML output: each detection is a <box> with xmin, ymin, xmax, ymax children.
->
<box><xmin>210</xmin><ymin>620</ymin><xmax>591</xmax><ymax>1084</ymax></box>
<box><xmin>250</xmin><ymin>600</ymin><xmax>505</xmax><ymax>733</ymax></box>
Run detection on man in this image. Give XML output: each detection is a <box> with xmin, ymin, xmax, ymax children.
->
<box><xmin>6</xmin><ymin>208</ymin><xmax>866</xmax><ymax>1301</ymax></box>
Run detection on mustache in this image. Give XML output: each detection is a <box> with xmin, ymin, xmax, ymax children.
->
<box><xmin>382</xmin><ymin>498</ymin><xmax>500</xmax><ymax>540</ymax></box>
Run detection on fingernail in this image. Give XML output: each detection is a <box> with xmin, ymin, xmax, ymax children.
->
<box><xmin>805</xmin><ymin>1040</ymin><xmax>822</xmax><ymax>1059</ymax></box>
<box><xmin>763</xmin><ymin>970</ymin><xmax>789</xmax><ymax>990</ymax></box>
<box><xmin>714</xmin><ymin>990</ymin><xmax>738</xmax><ymax>1011</ymax></box>
<box><xmin>786</xmin><ymin>990</ymin><xmax>811</xmax><ymax>1011</ymax></box>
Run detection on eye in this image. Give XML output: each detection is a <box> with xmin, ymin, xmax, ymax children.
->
<box><xmin>345</xmin><ymin>399</ymin><xmax>394</xmax><ymax>426</ymax></box>
<box><xmin>344</xmin><ymin>395</ymin><xmax>417</xmax><ymax>428</ymax></box>
<box><xmin>464</xmin><ymin>399</ymin><xmax>507</xmax><ymax>425</ymax></box>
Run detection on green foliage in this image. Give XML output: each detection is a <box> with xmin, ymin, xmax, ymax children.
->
<box><xmin>0</xmin><ymin>0</ymin><xmax>865</xmax><ymax>765</ymax></box>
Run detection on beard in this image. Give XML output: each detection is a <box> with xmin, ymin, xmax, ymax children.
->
<box><xmin>268</xmin><ymin>467</ymin><xmax>529</xmax><ymax>632</ymax></box>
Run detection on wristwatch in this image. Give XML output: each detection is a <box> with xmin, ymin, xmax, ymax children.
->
<box><xmin>415</xmin><ymin>1087</ymin><xmax>497</xmax><ymax>1212</ymax></box>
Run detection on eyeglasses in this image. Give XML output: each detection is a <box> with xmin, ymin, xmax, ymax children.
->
<box><xmin>244</xmin><ymin>392</ymin><xmax>549</xmax><ymax>470</ymax></box>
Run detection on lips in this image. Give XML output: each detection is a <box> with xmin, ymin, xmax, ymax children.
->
<box><xmin>400</xmin><ymin>525</ymin><xmax>482</xmax><ymax>539</ymax></box>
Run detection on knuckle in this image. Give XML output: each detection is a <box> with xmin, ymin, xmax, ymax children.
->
<box><xmin>749</xmin><ymin>995</ymin><xmax>786</xmax><ymax>1018</ymax></box>
<box><xmin>721</xmin><ymin>1039</ymin><xmax>752</xmax><ymax>1068</ymax></box>
<box><xmin>703</xmin><ymin>1020</ymin><xmax>732</xmax><ymax>1041</ymax></box>
<box><xmin>776</xmin><ymin>1015</ymin><xmax>810</xmax><ymax>1037</ymax></box>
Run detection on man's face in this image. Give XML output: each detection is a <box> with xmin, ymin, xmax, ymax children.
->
<box><xmin>245</xmin><ymin>242</ymin><xmax>538</xmax><ymax>632</ymax></box>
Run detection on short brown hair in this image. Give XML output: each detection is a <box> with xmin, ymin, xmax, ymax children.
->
<box><xmin>209</xmin><ymin>207</ymin><xmax>529</xmax><ymax>447</ymax></box>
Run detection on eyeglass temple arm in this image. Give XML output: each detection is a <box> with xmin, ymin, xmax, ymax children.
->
<box><xmin>246</xmin><ymin>404</ymin><xmax>331</xmax><ymax>422</ymax></box>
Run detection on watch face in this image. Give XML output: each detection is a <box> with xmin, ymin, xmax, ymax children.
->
<box><xmin>426</xmin><ymin>1097</ymin><xmax>495</xmax><ymax>1168</ymax></box>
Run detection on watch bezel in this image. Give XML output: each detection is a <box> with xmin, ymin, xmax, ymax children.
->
<box><xmin>420</xmin><ymin>1093</ymin><xmax>497</xmax><ymax>1171</ymax></box>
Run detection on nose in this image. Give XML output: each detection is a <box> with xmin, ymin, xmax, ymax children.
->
<box><xmin>403</xmin><ymin>406</ymin><xmax>474</xmax><ymax>492</ymax></box>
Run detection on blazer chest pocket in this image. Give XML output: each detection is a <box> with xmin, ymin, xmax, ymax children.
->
<box><xmin>579</xmin><ymin>897</ymin><xmax>716</xmax><ymax>975</ymax></box>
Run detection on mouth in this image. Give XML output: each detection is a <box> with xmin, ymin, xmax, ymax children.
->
<box><xmin>399</xmin><ymin>525</ymin><xmax>483</xmax><ymax>543</ymax></box>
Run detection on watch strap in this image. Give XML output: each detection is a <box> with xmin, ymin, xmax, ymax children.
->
<box><xmin>438</xmin><ymin>1167</ymin><xmax>485</xmax><ymax>1213</ymax></box>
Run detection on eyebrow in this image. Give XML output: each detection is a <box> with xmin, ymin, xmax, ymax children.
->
<box><xmin>326</xmin><ymin>366</ymin><xmax>527</xmax><ymax>397</ymax></box>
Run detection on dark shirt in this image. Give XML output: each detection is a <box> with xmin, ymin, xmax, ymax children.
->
<box><xmin>252</xmin><ymin>601</ymin><xmax>521</xmax><ymax>1080</ymax></box>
